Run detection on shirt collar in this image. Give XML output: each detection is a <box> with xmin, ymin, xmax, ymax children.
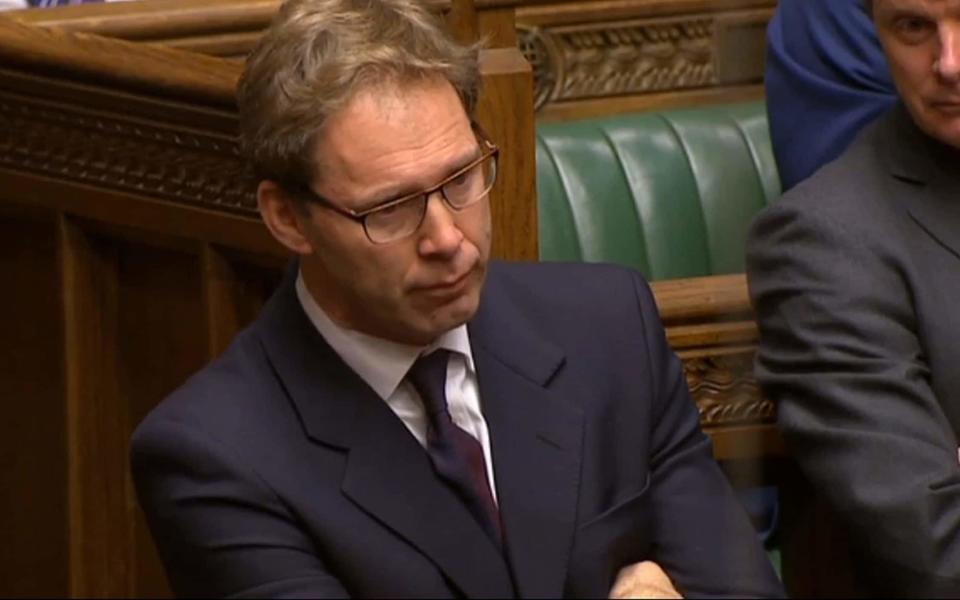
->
<box><xmin>295</xmin><ymin>270</ymin><xmax>475</xmax><ymax>400</ymax></box>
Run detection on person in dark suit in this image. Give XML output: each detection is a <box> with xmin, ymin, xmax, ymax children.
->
<box><xmin>748</xmin><ymin>0</ymin><xmax>960</xmax><ymax>594</ymax></box>
<box><xmin>130</xmin><ymin>0</ymin><xmax>783</xmax><ymax>597</ymax></box>
<box><xmin>765</xmin><ymin>0</ymin><xmax>897</xmax><ymax>190</ymax></box>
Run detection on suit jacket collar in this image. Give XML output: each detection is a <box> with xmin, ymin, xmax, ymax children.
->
<box><xmin>879</xmin><ymin>104</ymin><xmax>960</xmax><ymax>262</ymax></box>
<box><xmin>881</xmin><ymin>103</ymin><xmax>960</xmax><ymax>185</ymax></box>
<box><xmin>254</xmin><ymin>262</ymin><xmax>584</xmax><ymax>598</ymax></box>
<box><xmin>256</xmin><ymin>262</ymin><xmax>359</xmax><ymax>449</ymax></box>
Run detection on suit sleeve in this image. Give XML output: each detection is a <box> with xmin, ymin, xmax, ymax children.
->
<box><xmin>631</xmin><ymin>273</ymin><xmax>785</xmax><ymax>599</ymax></box>
<box><xmin>747</xmin><ymin>198</ymin><xmax>960</xmax><ymax>595</ymax></box>
<box><xmin>131</xmin><ymin>417</ymin><xmax>350</xmax><ymax>599</ymax></box>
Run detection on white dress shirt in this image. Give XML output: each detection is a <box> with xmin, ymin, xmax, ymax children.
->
<box><xmin>295</xmin><ymin>271</ymin><xmax>498</xmax><ymax>502</ymax></box>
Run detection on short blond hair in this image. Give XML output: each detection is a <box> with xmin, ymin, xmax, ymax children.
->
<box><xmin>237</xmin><ymin>0</ymin><xmax>482</xmax><ymax>188</ymax></box>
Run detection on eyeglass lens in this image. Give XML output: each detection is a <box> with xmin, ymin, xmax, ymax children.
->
<box><xmin>363</xmin><ymin>154</ymin><xmax>496</xmax><ymax>243</ymax></box>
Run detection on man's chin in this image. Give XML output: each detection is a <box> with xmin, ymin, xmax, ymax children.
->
<box><xmin>926</xmin><ymin>126</ymin><xmax>960</xmax><ymax>151</ymax></box>
<box><xmin>405</xmin><ymin>292</ymin><xmax>479</xmax><ymax>343</ymax></box>
<box><xmin>431</xmin><ymin>293</ymin><xmax>480</xmax><ymax>330</ymax></box>
<box><xmin>915</xmin><ymin>106</ymin><xmax>960</xmax><ymax>149</ymax></box>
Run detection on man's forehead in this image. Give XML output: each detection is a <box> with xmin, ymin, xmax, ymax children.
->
<box><xmin>313</xmin><ymin>79</ymin><xmax>476</xmax><ymax>201</ymax></box>
<box><xmin>334</xmin><ymin>78</ymin><xmax>467</xmax><ymax>131</ymax></box>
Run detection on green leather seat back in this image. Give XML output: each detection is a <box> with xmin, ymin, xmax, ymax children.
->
<box><xmin>536</xmin><ymin>102</ymin><xmax>780</xmax><ymax>280</ymax></box>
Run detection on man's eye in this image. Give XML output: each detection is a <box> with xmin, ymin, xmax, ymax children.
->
<box><xmin>376</xmin><ymin>203</ymin><xmax>405</xmax><ymax>217</ymax></box>
<box><xmin>446</xmin><ymin>172</ymin><xmax>471</xmax><ymax>189</ymax></box>
<box><xmin>894</xmin><ymin>16</ymin><xmax>935</xmax><ymax>42</ymax></box>
<box><xmin>449</xmin><ymin>166</ymin><xmax>484</xmax><ymax>191</ymax></box>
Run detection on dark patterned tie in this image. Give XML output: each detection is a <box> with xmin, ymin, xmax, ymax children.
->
<box><xmin>407</xmin><ymin>349</ymin><xmax>502</xmax><ymax>545</ymax></box>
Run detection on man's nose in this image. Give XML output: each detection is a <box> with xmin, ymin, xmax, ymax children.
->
<box><xmin>418</xmin><ymin>191</ymin><xmax>463</xmax><ymax>257</ymax></box>
<box><xmin>936</xmin><ymin>24</ymin><xmax>960</xmax><ymax>84</ymax></box>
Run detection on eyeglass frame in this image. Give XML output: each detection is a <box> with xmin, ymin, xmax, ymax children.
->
<box><xmin>289</xmin><ymin>126</ymin><xmax>500</xmax><ymax>244</ymax></box>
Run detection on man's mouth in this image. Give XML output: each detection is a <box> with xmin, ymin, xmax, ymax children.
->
<box><xmin>931</xmin><ymin>100</ymin><xmax>960</xmax><ymax>114</ymax></box>
<box><xmin>415</xmin><ymin>268</ymin><xmax>474</xmax><ymax>295</ymax></box>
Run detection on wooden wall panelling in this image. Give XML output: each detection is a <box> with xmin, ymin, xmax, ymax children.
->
<box><xmin>202</xmin><ymin>244</ymin><xmax>251</xmax><ymax>360</ymax></box>
<box><xmin>0</xmin><ymin>206</ymin><xmax>68</xmax><ymax>598</ymax></box>
<box><xmin>59</xmin><ymin>215</ymin><xmax>131</xmax><ymax>597</ymax></box>
<box><xmin>57</xmin><ymin>218</ymin><xmax>287</xmax><ymax>597</ymax></box>
<box><xmin>115</xmin><ymin>238</ymin><xmax>210</xmax><ymax>599</ymax></box>
<box><xmin>201</xmin><ymin>244</ymin><xmax>283</xmax><ymax>359</ymax></box>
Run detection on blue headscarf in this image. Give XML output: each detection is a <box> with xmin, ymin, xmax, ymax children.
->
<box><xmin>766</xmin><ymin>0</ymin><xmax>897</xmax><ymax>190</ymax></box>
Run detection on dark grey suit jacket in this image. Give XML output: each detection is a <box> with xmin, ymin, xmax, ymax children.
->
<box><xmin>132</xmin><ymin>261</ymin><xmax>782</xmax><ymax>598</ymax></box>
<box><xmin>748</xmin><ymin>105</ymin><xmax>960</xmax><ymax>596</ymax></box>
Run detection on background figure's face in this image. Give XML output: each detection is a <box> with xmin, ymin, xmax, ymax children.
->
<box><xmin>294</xmin><ymin>78</ymin><xmax>492</xmax><ymax>346</ymax></box>
<box><xmin>874</xmin><ymin>0</ymin><xmax>960</xmax><ymax>148</ymax></box>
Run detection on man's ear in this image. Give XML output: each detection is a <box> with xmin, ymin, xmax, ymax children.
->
<box><xmin>257</xmin><ymin>180</ymin><xmax>314</xmax><ymax>255</ymax></box>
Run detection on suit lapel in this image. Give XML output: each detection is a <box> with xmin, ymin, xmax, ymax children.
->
<box><xmin>469</xmin><ymin>266</ymin><xmax>584</xmax><ymax>598</ymax></box>
<box><xmin>906</xmin><ymin>180</ymin><xmax>960</xmax><ymax>263</ymax></box>
<box><xmin>881</xmin><ymin>105</ymin><xmax>960</xmax><ymax>263</ymax></box>
<box><xmin>342</xmin><ymin>397</ymin><xmax>515</xmax><ymax>598</ymax></box>
<box><xmin>256</xmin><ymin>264</ymin><xmax>514</xmax><ymax>598</ymax></box>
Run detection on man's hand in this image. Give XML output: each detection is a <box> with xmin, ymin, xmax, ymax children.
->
<box><xmin>609</xmin><ymin>561</ymin><xmax>683</xmax><ymax>599</ymax></box>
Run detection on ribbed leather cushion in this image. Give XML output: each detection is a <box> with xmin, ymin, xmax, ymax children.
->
<box><xmin>537</xmin><ymin>102</ymin><xmax>780</xmax><ymax>280</ymax></box>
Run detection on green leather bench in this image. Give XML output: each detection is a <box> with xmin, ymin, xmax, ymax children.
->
<box><xmin>536</xmin><ymin>102</ymin><xmax>781</xmax><ymax>278</ymax></box>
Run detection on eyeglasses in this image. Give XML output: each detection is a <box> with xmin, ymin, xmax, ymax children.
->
<box><xmin>295</xmin><ymin>137</ymin><xmax>499</xmax><ymax>244</ymax></box>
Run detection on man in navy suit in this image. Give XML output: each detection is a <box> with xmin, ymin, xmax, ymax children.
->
<box><xmin>130</xmin><ymin>0</ymin><xmax>783</xmax><ymax>597</ymax></box>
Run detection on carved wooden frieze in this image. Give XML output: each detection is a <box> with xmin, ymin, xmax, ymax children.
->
<box><xmin>683</xmin><ymin>351</ymin><xmax>775</xmax><ymax>428</ymax></box>
<box><xmin>0</xmin><ymin>91</ymin><xmax>258</xmax><ymax>215</ymax></box>
<box><xmin>517</xmin><ymin>9</ymin><xmax>771</xmax><ymax>112</ymax></box>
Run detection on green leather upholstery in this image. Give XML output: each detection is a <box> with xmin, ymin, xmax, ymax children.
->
<box><xmin>536</xmin><ymin>102</ymin><xmax>780</xmax><ymax>280</ymax></box>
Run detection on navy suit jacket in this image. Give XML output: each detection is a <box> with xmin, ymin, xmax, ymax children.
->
<box><xmin>132</xmin><ymin>261</ymin><xmax>783</xmax><ymax>598</ymax></box>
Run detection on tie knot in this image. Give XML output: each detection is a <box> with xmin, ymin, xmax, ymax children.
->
<box><xmin>407</xmin><ymin>349</ymin><xmax>452</xmax><ymax>416</ymax></box>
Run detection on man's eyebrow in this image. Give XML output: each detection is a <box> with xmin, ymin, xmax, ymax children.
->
<box><xmin>357</xmin><ymin>147</ymin><xmax>483</xmax><ymax>211</ymax></box>
<box><xmin>881</xmin><ymin>0</ymin><xmax>936</xmax><ymax>17</ymax></box>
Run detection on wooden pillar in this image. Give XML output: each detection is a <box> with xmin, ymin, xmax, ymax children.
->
<box><xmin>478</xmin><ymin>47</ymin><xmax>538</xmax><ymax>261</ymax></box>
<box><xmin>59</xmin><ymin>215</ymin><xmax>133</xmax><ymax>597</ymax></box>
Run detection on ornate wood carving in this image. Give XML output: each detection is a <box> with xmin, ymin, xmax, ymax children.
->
<box><xmin>516</xmin><ymin>1</ymin><xmax>775</xmax><ymax>115</ymax></box>
<box><xmin>650</xmin><ymin>275</ymin><xmax>778</xmax><ymax>442</ymax></box>
<box><xmin>0</xmin><ymin>91</ymin><xmax>258</xmax><ymax>215</ymax></box>
<box><xmin>519</xmin><ymin>16</ymin><xmax>716</xmax><ymax>110</ymax></box>
<box><xmin>685</xmin><ymin>351</ymin><xmax>775</xmax><ymax>428</ymax></box>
